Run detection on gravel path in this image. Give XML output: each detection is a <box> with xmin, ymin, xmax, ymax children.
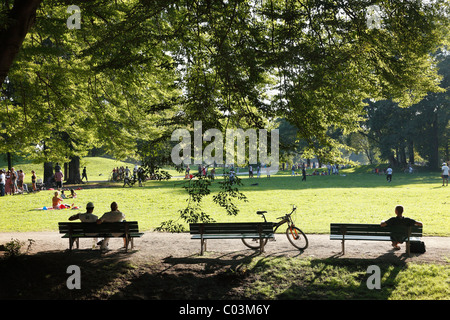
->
<box><xmin>1</xmin><ymin>231</ymin><xmax>449</xmax><ymax>264</ymax></box>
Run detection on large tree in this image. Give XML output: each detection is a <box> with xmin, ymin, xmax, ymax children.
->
<box><xmin>1</xmin><ymin>0</ymin><xmax>449</xmax><ymax>170</ymax></box>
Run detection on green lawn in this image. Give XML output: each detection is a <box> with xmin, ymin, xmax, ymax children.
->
<box><xmin>1</xmin><ymin>158</ymin><xmax>449</xmax><ymax>300</ymax></box>
<box><xmin>241</xmin><ymin>256</ymin><xmax>450</xmax><ymax>300</ymax></box>
<box><xmin>0</xmin><ymin>158</ymin><xmax>448</xmax><ymax>236</ymax></box>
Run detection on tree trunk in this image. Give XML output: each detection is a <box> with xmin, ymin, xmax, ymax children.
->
<box><xmin>64</xmin><ymin>163</ymin><xmax>68</xmax><ymax>181</ymax></box>
<box><xmin>0</xmin><ymin>0</ymin><xmax>42</xmax><ymax>84</ymax></box>
<box><xmin>408</xmin><ymin>140</ymin><xmax>415</xmax><ymax>164</ymax></box>
<box><xmin>429</xmin><ymin>113</ymin><xmax>439</xmax><ymax>170</ymax></box>
<box><xmin>400</xmin><ymin>146</ymin><xmax>407</xmax><ymax>166</ymax></box>
<box><xmin>66</xmin><ymin>156</ymin><xmax>81</xmax><ymax>184</ymax></box>
<box><xmin>7</xmin><ymin>152</ymin><xmax>12</xmax><ymax>170</ymax></box>
<box><xmin>43</xmin><ymin>162</ymin><xmax>53</xmax><ymax>188</ymax></box>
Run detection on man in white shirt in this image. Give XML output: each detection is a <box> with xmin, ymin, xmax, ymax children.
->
<box><xmin>69</xmin><ymin>202</ymin><xmax>99</xmax><ymax>248</ymax></box>
<box><xmin>69</xmin><ymin>202</ymin><xmax>98</xmax><ymax>222</ymax></box>
<box><xmin>442</xmin><ymin>162</ymin><xmax>449</xmax><ymax>187</ymax></box>
<box><xmin>386</xmin><ymin>166</ymin><xmax>393</xmax><ymax>182</ymax></box>
<box><xmin>97</xmin><ymin>202</ymin><xmax>126</xmax><ymax>251</ymax></box>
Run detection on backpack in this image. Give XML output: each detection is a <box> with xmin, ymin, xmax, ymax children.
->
<box><xmin>409</xmin><ymin>241</ymin><xmax>426</xmax><ymax>254</ymax></box>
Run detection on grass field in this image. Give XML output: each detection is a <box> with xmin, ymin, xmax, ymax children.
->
<box><xmin>0</xmin><ymin>157</ymin><xmax>448</xmax><ymax>235</ymax></box>
<box><xmin>0</xmin><ymin>157</ymin><xmax>449</xmax><ymax>300</ymax></box>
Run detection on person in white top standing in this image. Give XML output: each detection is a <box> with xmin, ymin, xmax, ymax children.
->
<box><xmin>386</xmin><ymin>166</ymin><xmax>393</xmax><ymax>182</ymax></box>
<box><xmin>442</xmin><ymin>162</ymin><xmax>449</xmax><ymax>187</ymax></box>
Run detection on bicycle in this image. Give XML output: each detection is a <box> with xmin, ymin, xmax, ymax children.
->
<box><xmin>241</xmin><ymin>206</ymin><xmax>308</xmax><ymax>251</ymax></box>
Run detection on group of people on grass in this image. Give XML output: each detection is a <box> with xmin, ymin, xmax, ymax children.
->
<box><xmin>381</xmin><ymin>162</ymin><xmax>448</xmax><ymax>185</ymax></box>
<box><xmin>112</xmin><ymin>165</ymin><xmax>146</xmax><ymax>187</ymax></box>
<box><xmin>0</xmin><ymin>168</ymin><xmax>38</xmax><ymax>196</ymax></box>
<box><xmin>68</xmin><ymin>201</ymin><xmax>126</xmax><ymax>251</ymax></box>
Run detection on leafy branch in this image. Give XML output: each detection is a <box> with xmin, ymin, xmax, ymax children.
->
<box><xmin>156</xmin><ymin>168</ymin><xmax>248</xmax><ymax>232</ymax></box>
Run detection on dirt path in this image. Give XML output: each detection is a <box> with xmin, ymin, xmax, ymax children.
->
<box><xmin>1</xmin><ymin>231</ymin><xmax>449</xmax><ymax>264</ymax></box>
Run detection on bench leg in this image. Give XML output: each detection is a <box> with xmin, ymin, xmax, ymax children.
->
<box><xmin>69</xmin><ymin>237</ymin><xmax>79</xmax><ymax>251</ymax></box>
<box><xmin>406</xmin><ymin>227</ymin><xmax>411</xmax><ymax>257</ymax></box>
<box><xmin>200</xmin><ymin>238</ymin><xmax>207</xmax><ymax>255</ymax></box>
<box><xmin>69</xmin><ymin>238</ymin><xmax>79</xmax><ymax>250</ymax></box>
<box><xmin>124</xmin><ymin>237</ymin><xmax>129</xmax><ymax>253</ymax></box>
<box><xmin>341</xmin><ymin>239</ymin><xmax>345</xmax><ymax>255</ymax></box>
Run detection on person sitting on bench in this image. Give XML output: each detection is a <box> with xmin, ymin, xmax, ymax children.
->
<box><xmin>380</xmin><ymin>205</ymin><xmax>423</xmax><ymax>250</ymax></box>
<box><xmin>69</xmin><ymin>202</ymin><xmax>99</xmax><ymax>247</ymax></box>
<box><xmin>96</xmin><ymin>202</ymin><xmax>126</xmax><ymax>251</ymax></box>
<box><xmin>69</xmin><ymin>202</ymin><xmax>97</xmax><ymax>222</ymax></box>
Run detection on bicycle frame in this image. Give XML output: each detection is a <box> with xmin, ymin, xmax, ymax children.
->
<box><xmin>260</xmin><ymin>208</ymin><xmax>297</xmax><ymax>231</ymax></box>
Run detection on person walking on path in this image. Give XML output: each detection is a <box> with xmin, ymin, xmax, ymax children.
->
<box><xmin>442</xmin><ymin>162</ymin><xmax>449</xmax><ymax>186</ymax></box>
<box><xmin>81</xmin><ymin>167</ymin><xmax>88</xmax><ymax>183</ymax></box>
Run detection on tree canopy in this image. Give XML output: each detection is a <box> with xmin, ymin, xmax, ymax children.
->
<box><xmin>1</xmin><ymin>0</ymin><xmax>449</xmax><ymax>168</ymax></box>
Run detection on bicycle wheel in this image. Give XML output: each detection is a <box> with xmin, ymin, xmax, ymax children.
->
<box><xmin>285</xmin><ymin>226</ymin><xmax>308</xmax><ymax>250</ymax></box>
<box><xmin>241</xmin><ymin>237</ymin><xmax>269</xmax><ymax>250</ymax></box>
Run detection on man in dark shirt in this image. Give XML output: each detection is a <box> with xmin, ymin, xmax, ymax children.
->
<box><xmin>381</xmin><ymin>205</ymin><xmax>423</xmax><ymax>250</ymax></box>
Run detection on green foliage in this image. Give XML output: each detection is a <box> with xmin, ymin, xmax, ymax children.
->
<box><xmin>154</xmin><ymin>220</ymin><xmax>185</xmax><ymax>233</ymax></box>
<box><xmin>213</xmin><ymin>173</ymin><xmax>248</xmax><ymax>217</ymax></box>
<box><xmin>2</xmin><ymin>0</ymin><xmax>448</xmax><ymax>166</ymax></box>
<box><xmin>363</xmin><ymin>53</ymin><xmax>449</xmax><ymax>169</ymax></box>
<box><xmin>157</xmin><ymin>171</ymin><xmax>248</xmax><ymax>231</ymax></box>
<box><xmin>2</xmin><ymin>238</ymin><xmax>34</xmax><ymax>258</ymax></box>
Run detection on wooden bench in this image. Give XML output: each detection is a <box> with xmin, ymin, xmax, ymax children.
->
<box><xmin>330</xmin><ymin>223</ymin><xmax>423</xmax><ymax>256</ymax></box>
<box><xmin>189</xmin><ymin>222</ymin><xmax>275</xmax><ymax>255</ymax></box>
<box><xmin>58</xmin><ymin>221</ymin><xmax>144</xmax><ymax>252</ymax></box>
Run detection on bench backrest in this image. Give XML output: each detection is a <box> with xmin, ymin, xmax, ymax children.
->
<box><xmin>330</xmin><ymin>223</ymin><xmax>422</xmax><ymax>237</ymax></box>
<box><xmin>190</xmin><ymin>222</ymin><xmax>274</xmax><ymax>235</ymax></box>
<box><xmin>58</xmin><ymin>221</ymin><xmax>140</xmax><ymax>235</ymax></box>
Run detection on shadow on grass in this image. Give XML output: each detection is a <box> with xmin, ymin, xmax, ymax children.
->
<box><xmin>0</xmin><ymin>247</ymin><xmax>422</xmax><ymax>300</ymax></box>
<box><xmin>275</xmin><ymin>252</ymin><xmax>409</xmax><ymax>300</ymax></box>
<box><xmin>0</xmin><ymin>249</ymin><xmax>139</xmax><ymax>299</ymax></box>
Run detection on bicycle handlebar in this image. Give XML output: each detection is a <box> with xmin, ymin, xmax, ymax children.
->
<box><xmin>276</xmin><ymin>206</ymin><xmax>297</xmax><ymax>220</ymax></box>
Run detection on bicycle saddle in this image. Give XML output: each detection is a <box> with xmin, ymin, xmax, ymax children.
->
<box><xmin>256</xmin><ymin>211</ymin><xmax>267</xmax><ymax>215</ymax></box>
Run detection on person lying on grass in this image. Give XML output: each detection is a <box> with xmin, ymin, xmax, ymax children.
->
<box><xmin>380</xmin><ymin>205</ymin><xmax>423</xmax><ymax>250</ymax></box>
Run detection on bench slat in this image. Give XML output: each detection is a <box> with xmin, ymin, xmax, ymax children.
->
<box><xmin>61</xmin><ymin>232</ymin><xmax>144</xmax><ymax>238</ymax></box>
<box><xmin>59</xmin><ymin>221</ymin><xmax>140</xmax><ymax>234</ymax></box>
<box><xmin>191</xmin><ymin>233</ymin><xmax>274</xmax><ymax>239</ymax></box>
<box><xmin>330</xmin><ymin>223</ymin><xmax>422</xmax><ymax>237</ymax></box>
<box><xmin>190</xmin><ymin>222</ymin><xmax>274</xmax><ymax>235</ymax></box>
<box><xmin>330</xmin><ymin>235</ymin><xmax>422</xmax><ymax>242</ymax></box>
